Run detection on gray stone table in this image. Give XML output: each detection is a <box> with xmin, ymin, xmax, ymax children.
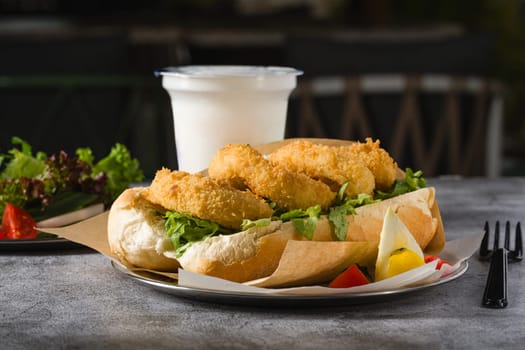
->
<box><xmin>2</xmin><ymin>178</ymin><xmax>525</xmax><ymax>349</ymax></box>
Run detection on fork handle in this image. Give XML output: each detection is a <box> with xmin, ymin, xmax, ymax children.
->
<box><xmin>482</xmin><ymin>248</ymin><xmax>508</xmax><ymax>308</ymax></box>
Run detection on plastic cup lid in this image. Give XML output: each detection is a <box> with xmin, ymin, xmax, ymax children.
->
<box><xmin>155</xmin><ymin>65</ymin><xmax>303</xmax><ymax>78</ymax></box>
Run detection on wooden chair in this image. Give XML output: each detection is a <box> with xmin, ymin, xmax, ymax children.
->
<box><xmin>290</xmin><ymin>74</ymin><xmax>503</xmax><ymax>177</ymax></box>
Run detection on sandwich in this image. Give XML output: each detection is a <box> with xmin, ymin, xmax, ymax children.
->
<box><xmin>107</xmin><ymin>138</ymin><xmax>445</xmax><ymax>284</ymax></box>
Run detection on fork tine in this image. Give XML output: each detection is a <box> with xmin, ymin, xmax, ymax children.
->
<box><xmin>479</xmin><ymin>221</ymin><xmax>492</xmax><ymax>259</ymax></box>
<box><xmin>504</xmin><ymin>221</ymin><xmax>511</xmax><ymax>250</ymax></box>
<box><xmin>514</xmin><ymin>222</ymin><xmax>523</xmax><ymax>261</ymax></box>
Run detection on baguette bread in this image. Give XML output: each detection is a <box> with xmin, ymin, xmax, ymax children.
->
<box><xmin>107</xmin><ymin>187</ymin><xmax>179</xmax><ymax>271</ymax></box>
<box><xmin>107</xmin><ymin>186</ymin><xmax>443</xmax><ymax>283</ymax></box>
<box><xmin>347</xmin><ymin>187</ymin><xmax>438</xmax><ymax>249</ymax></box>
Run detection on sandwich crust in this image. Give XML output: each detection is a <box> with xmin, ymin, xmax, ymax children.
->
<box><xmin>107</xmin><ymin>187</ymin><xmax>179</xmax><ymax>271</ymax></box>
<box><xmin>172</xmin><ymin>221</ymin><xmax>303</xmax><ymax>283</ymax></box>
<box><xmin>169</xmin><ymin>188</ymin><xmax>441</xmax><ymax>282</ymax></box>
<box><xmin>345</xmin><ymin>187</ymin><xmax>438</xmax><ymax>250</ymax></box>
<box><xmin>107</xmin><ymin>186</ymin><xmax>441</xmax><ymax>281</ymax></box>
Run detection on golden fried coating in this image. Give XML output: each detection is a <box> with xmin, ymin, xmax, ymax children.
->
<box><xmin>268</xmin><ymin>140</ymin><xmax>375</xmax><ymax>198</ymax></box>
<box><xmin>145</xmin><ymin>168</ymin><xmax>273</xmax><ymax>230</ymax></box>
<box><xmin>336</xmin><ymin>138</ymin><xmax>397</xmax><ymax>191</ymax></box>
<box><xmin>208</xmin><ymin>144</ymin><xmax>336</xmax><ymax>211</ymax></box>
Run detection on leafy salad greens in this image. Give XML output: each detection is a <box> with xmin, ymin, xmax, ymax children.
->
<box><xmin>165</xmin><ymin>211</ymin><xmax>234</xmax><ymax>258</ymax></box>
<box><xmin>164</xmin><ymin>168</ymin><xmax>427</xmax><ymax>257</ymax></box>
<box><xmin>0</xmin><ymin>137</ymin><xmax>144</xmax><ymax>222</ymax></box>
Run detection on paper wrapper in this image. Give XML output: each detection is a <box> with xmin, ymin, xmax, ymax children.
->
<box><xmin>38</xmin><ymin>212</ymin><xmax>376</xmax><ymax>285</ymax></box>
<box><xmin>178</xmin><ymin>232</ymin><xmax>482</xmax><ymax>295</ymax></box>
<box><xmin>39</xmin><ymin>211</ymin><xmax>113</xmax><ymax>257</ymax></box>
<box><xmin>246</xmin><ymin>240</ymin><xmax>378</xmax><ymax>288</ymax></box>
<box><xmin>40</xmin><ymin>212</ymin><xmax>480</xmax><ymax>295</ymax></box>
<box><xmin>37</xmin><ymin>207</ymin><xmax>477</xmax><ymax>296</ymax></box>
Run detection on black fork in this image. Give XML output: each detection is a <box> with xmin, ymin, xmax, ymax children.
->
<box><xmin>479</xmin><ymin>221</ymin><xmax>523</xmax><ymax>308</ymax></box>
<box><xmin>479</xmin><ymin>221</ymin><xmax>523</xmax><ymax>261</ymax></box>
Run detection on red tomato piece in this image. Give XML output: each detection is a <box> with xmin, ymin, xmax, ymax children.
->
<box><xmin>1</xmin><ymin>203</ymin><xmax>37</xmax><ymax>239</ymax></box>
<box><xmin>328</xmin><ymin>264</ymin><xmax>370</xmax><ymax>288</ymax></box>
<box><xmin>424</xmin><ymin>255</ymin><xmax>448</xmax><ymax>270</ymax></box>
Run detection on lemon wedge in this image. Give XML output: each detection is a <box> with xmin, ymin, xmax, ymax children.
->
<box><xmin>375</xmin><ymin>207</ymin><xmax>425</xmax><ymax>281</ymax></box>
<box><xmin>384</xmin><ymin>248</ymin><xmax>425</xmax><ymax>279</ymax></box>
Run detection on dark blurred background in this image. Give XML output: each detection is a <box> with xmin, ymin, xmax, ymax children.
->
<box><xmin>1</xmin><ymin>0</ymin><xmax>524</xmax><ymax>179</ymax></box>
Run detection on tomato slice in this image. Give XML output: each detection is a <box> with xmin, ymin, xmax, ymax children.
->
<box><xmin>328</xmin><ymin>264</ymin><xmax>370</xmax><ymax>288</ymax></box>
<box><xmin>424</xmin><ymin>255</ymin><xmax>448</xmax><ymax>270</ymax></box>
<box><xmin>1</xmin><ymin>203</ymin><xmax>37</xmax><ymax>239</ymax></box>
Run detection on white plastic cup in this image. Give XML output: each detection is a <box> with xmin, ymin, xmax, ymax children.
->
<box><xmin>156</xmin><ymin>65</ymin><xmax>303</xmax><ymax>173</ymax></box>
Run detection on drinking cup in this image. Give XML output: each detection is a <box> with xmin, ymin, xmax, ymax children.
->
<box><xmin>156</xmin><ymin>65</ymin><xmax>302</xmax><ymax>172</ymax></box>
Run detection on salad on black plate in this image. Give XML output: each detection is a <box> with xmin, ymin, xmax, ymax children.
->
<box><xmin>0</xmin><ymin>137</ymin><xmax>144</xmax><ymax>240</ymax></box>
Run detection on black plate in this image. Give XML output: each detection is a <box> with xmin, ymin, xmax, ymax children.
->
<box><xmin>0</xmin><ymin>203</ymin><xmax>105</xmax><ymax>252</ymax></box>
<box><xmin>0</xmin><ymin>236</ymin><xmax>86</xmax><ymax>251</ymax></box>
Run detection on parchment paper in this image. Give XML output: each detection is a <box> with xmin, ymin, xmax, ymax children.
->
<box><xmin>37</xmin><ymin>211</ymin><xmax>482</xmax><ymax>296</ymax></box>
<box><xmin>37</xmin><ymin>211</ymin><xmax>114</xmax><ymax>258</ymax></box>
<box><xmin>179</xmin><ymin>232</ymin><xmax>483</xmax><ymax>295</ymax></box>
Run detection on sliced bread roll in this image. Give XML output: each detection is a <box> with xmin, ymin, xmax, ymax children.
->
<box><xmin>345</xmin><ymin>187</ymin><xmax>438</xmax><ymax>250</ymax></box>
<box><xmin>171</xmin><ymin>187</ymin><xmax>442</xmax><ymax>282</ymax></box>
<box><xmin>107</xmin><ymin>186</ymin><xmax>443</xmax><ymax>283</ymax></box>
<box><xmin>170</xmin><ymin>220</ymin><xmax>303</xmax><ymax>283</ymax></box>
<box><xmin>107</xmin><ymin>187</ymin><xmax>179</xmax><ymax>271</ymax></box>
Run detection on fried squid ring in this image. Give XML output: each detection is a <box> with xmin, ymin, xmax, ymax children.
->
<box><xmin>268</xmin><ymin>140</ymin><xmax>376</xmax><ymax>198</ymax></box>
<box><xmin>145</xmin><ymin>168</ymin><xmax>273</xmax><ymax>230</ymax></box>
<box><xmin>336</xmin><ymin>138</ymin><xmax>398</xmax><ymax>191</ymax></box>
<box><xmin>208</xmin><ymin>144</ymin><xmax>336</xmax><ymax>211</ymax></box>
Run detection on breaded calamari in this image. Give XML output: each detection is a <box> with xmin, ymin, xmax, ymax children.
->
<box><xmin>208</xmin><ymin>144</ymin><xmax>336</xmax><ymax>211</ymax></box>
<box><xmin>145</xmin><ymin>168</ymin><xmax>273</xmax><ymax>230</ymax></box>
<box><xmin>268</xmin><ymin>140</ymin><xmax>375</xmax><ymax>198</ymax></box>
<box><xmin>336</xmin><ymin>138</ymin><xmax>397</xmax><ymax>191</ymax></box>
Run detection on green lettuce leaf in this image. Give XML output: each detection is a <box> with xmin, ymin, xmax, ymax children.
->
<box><xmin>242</xmin><ymin>204</ymin><xmax>324</xmax><ymax>240</ymax></box>
<box><xmin>328</xmin><ymin>205</ymin><xmax>353</xmax><ymax>241</ymax></box>
<box><xmin>88</xmin><ymin>143</ymin><xmax>144</xmax><ymax>202</ymax></box>
<box><xmin>1</xmin><ymin>137</ymin><xmax>46</xmax><ymax>180</ymax></box>
<box><xmin>241</xmin><ymin>217</ymin><xmax>273</xmax><ymax>231</ymax></box>
<box><xmin>165</xmin><ymin>211</ymin><xmax>233</xmax><ymax>258</ymax></box>
<box><xmin>1</xmin><ymin>138</ymin><xmax>144</xmax><ymax>220</ymax></box>
<box><xmin>164</xmin><ymin>169</ymin><xmax>428</xmax><ymax>253</ymax></box>
<box><xmin>328</xmin><ymin>193</ymin><xmax>378</xmax><ymax>241</ymax></box>
<box><xmin>375</xmin><ymin>168</ymin><xmax>426</xmax><ymax>200</ymax></box>
<box><xmin>76</xmin><ymin>147</ymin><xmax>95</xmax><ymax>166</ymax></box>
<box><xmin>280</xmin><ymin>205</ymin><xmax>321</xmax><ymax>240</ymax></box>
